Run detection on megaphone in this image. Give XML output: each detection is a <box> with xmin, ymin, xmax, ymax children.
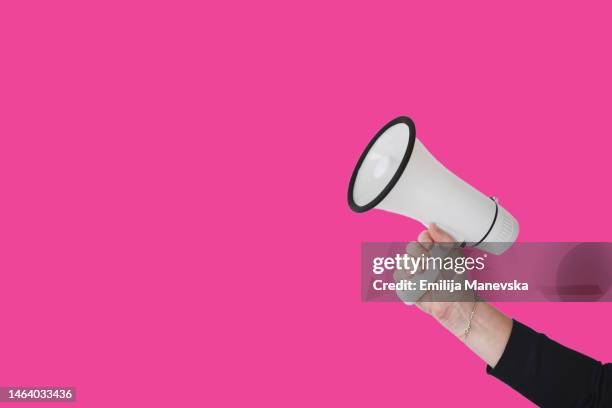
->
<box><xmin>348</xmin><ymin>116</ymin><xmax>518</xmax><ymax>255</ymax></box>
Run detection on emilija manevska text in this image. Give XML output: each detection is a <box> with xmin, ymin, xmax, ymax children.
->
<box><xmin>371</xmin><ymin>253</ymin><xmax>529</xmax><ymax>293</ymax></box>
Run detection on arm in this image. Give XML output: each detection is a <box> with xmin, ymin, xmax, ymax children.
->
<box><xmin>435</xmin><ymin>300</ymin><xmax>512</xmax><ymax>368</ymax></box>
<box><xmin>416</xmin><ymin>224</ymin><xmax>612</xmax><ymax>407</ymax></box>
<box><xmin>414</xmin><ymin>224</ymin><xmax>512</xmax><ymax>368</ymax></box>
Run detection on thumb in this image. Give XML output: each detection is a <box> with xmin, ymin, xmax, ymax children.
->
<box><xmin>428</xmin><ymin>223</ymin><xmax>456</xmax><ymax>243</ymax></box>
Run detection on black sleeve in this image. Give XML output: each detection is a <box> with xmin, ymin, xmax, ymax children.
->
<box><xmin>486</xmin><ymin>320</ymin><xmax>612</xmax><ymax>407</ymax></box>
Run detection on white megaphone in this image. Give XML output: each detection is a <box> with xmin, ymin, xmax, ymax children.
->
<box><xmin>348</xmin><ymin>116</ymin><xmax>518</xmax><ymax>255</ymax></box>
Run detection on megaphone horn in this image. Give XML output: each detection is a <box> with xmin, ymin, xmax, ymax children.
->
<box><xmin>348</xmin><ymin>116</ymin><xmax>518</xmax><ymax>255</ymax></box>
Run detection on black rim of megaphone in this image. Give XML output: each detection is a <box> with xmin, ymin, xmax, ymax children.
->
<box><xmin>348</xmin><ymin>116</ymin><xmax>417</xmax><ymax>212</ymax></box>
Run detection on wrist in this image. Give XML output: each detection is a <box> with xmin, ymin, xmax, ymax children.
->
<box><xmin>435</xmin><ymin>300</ymin><xmax>477</xmax><ymax>338</ymax></box>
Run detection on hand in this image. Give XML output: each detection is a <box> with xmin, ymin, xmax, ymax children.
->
<box><xmin>397</xmin><ymin>224</ymin><xmax>512</xmax><ymax>367</ymax></box>
<box><xmin>395</xmin><ymin>224</ymin><xmax>476</xmax><ymax>333</ymax></box>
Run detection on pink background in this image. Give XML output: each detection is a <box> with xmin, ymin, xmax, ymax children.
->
<box><xmin>1</xmin><ymin>1</ymin><xmax>612</xmax><ymax>406</ymax></box>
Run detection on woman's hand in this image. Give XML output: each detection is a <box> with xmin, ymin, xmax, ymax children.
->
<box><xmin>395</xmin><ymin>223</ymin><xmax>476</xmax><ymax>336</ymax></box>
<box><xmin>413</xmin><ymin>224</ymin><xmax>474</xmax><ymax>324</ymax></box>
<box><xmin>396</xmin><ymin>224</ymin><xmax>512</xmax><ymax>367</ymax></box>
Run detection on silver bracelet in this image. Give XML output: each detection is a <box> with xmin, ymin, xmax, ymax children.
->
<box><xmin>462</xmin><ymin>296</ymin><xmax>478</xmax><ymax>340</ymax></box>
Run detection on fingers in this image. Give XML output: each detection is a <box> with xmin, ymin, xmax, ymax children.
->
<box><xmin>403</xmin><ymin>240</ymin><xmax>431</xmax><ymax>278</ymax></box>
<box><xmin>406</xmin><ymin>241</ymin><xmax>428</xmax><ymax>257</ymax></box>
<box><xmin>428</xmin><ymin>223</ymin><xmax>456</xmax><ymax>243</ymax></box>
<box><xmin>417</xmin><ymin>230</ymin><xmax>433</xmax><ymax>249</ymax></box>
<box><xmin>393</xmin><ymin>268</ymin><xmax>411</xmax><ymax>282</ymax></box>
